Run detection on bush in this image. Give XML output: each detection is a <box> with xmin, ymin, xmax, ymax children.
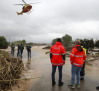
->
<box><xmin>65</xmin><ymin>46</ymin><xmax>73</xmax><ymax>51</ymax></box>
<box><xmin>0</xmin><ymin>36</ymin><xmax>8</xmax><ymax>49</ymax></box>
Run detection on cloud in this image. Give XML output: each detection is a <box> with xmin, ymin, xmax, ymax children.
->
<box><xmin>0</xmin><ymin>0</ymin><xmax>99</xmax><ymax>43</ymax></box>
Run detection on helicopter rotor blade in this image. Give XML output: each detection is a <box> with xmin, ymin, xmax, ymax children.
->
<box><xmin>13</xmin><ymin>4</ymin><xmax>25</xmax><ymax>5</ymax></box>
<box><xmin>29</xmin><ymin>2</ymin><xmax>41</xmax><ymax>4</ymax></box>
<box><xmin>22</xmin><ymin>0</ymin><xmax>27</xmax><ymax>4</ymax></box>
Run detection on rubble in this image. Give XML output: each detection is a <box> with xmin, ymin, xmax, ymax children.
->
<box><xmin>0</xmin><ymin>50</ymin><xmax>24</xmax><ymax>90</ymax></box>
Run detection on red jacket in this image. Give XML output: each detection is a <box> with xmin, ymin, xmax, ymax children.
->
<box><xmin>50</xmin><ymin>42</ymin><xmax>66</xmax><ymax>66</ymax></box>
<box><xmin>70</xmin><ymin>45</ymin><xmax>86</xmax><ymax>67</ymax></box>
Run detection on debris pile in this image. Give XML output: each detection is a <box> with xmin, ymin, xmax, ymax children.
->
<box><xmin>0</xmin><ymin>50</ymin><xmax>24</xmax><ymax>90</ymax></box>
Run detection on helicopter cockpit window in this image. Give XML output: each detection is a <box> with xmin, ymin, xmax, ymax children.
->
<box><xmin>23</xmin><ymin>6</ymin><xmax>25</xmax><ymax>9</ymax></box>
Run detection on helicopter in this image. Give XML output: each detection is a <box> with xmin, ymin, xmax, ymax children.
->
<box><xmin>14</xmin><ymin>0</ymin><xmax>40</xmax><ymax>15</ymax></box>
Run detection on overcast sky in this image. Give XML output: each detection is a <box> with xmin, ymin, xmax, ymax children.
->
<box><xmin>0</xmin><ymin>0</ymin><xmax>99</xmax><ymax>43</ymax></box>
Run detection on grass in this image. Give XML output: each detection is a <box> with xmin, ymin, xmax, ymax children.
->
<box><xmin>45</xmin><ymin>51</ymin><xmax>50</xmax><ymax>54</ymax></box>
<box><xmin>0</xmin><ymin>50</ymin><xmax>10</xmax><ymax>57</ymax></box>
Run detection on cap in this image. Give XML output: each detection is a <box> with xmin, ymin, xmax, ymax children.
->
<box><xmin>57</xmin><ymin>38</ymin><xmax>62</xmax><ymax>42</ymax></box>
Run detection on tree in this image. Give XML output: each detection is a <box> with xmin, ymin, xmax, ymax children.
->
<box><xmin>21</xmin><ymin>39</ymin><xmax>26</xmax><ymax>44</ymax></box>
<box><xmin>51</xmin><ymin>38</ymin><xmax>57</xmax><ymax>45</ymax></box>
<box><xmin>80</xmin><ymin>38</ymin><xmax>94</xmax><ymax>52</ymax></box>
<box><xmin>95</xmin><ymin>39</ymin><xmax>99</xmax><ymax>48</ymax></box>
<box><xmin>11</xmin><ymin>39</ymin><xmax>26</xmax><ymax>45</ymax></box>
<box><xmin>62</xmin><ymin>34</ymin><xmax>72</xmax><ymax>47</ymax></box>
<box><xmin>0</xmin><ymin>36</ymin><xmax>8</xmax><ymax>49</ymax></box>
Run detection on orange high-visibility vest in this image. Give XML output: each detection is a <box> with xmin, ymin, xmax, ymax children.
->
<box><xmin>50</xmin><ymin>42</ymin><xmax>66</xmax><ymax>66</ymax></box>
<box><xmin>70</xmin><ymin>45</ymin><xmax>86</xmax><ymax>67</ymax></box>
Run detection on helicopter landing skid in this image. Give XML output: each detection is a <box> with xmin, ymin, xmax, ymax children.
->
<box><xmin>27</xmin><ymin>9</ymin><xmax>33</xmax><ymax>14</ymax></box>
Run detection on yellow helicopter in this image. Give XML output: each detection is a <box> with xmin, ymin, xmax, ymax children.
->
<box><xmin>14</xmin><ymin>0</ymin><xmax>41</xmax><ymax>15</ymax></box>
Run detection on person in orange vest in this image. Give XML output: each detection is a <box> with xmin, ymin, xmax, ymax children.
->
<box><xmin>50</xmin><ymin>38</ymin><xmax>66</xmax><ymax>86</ymax></box>
<box><xmin>68</xmin><ymin>40</ymin><xmax>86</xmax><ymax>89</ymax></box>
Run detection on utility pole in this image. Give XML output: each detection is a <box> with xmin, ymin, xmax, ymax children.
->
<box><xmin>9</xmin><ymin>36</ymin><xmax>10</xmax><ymax>45</ymax></box>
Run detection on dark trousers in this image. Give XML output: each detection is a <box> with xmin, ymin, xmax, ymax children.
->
<box><xmin>17</xmin><ymin>49</ymin><xmax>21</xmax><ymax>56</ymax></box>
<box><xmin>11</xmin><ymin>50</ymin><xmax>14</xmax><ymax>55</ymax></box>
<box><xmin>52</xmin><ymin>65</ymin><xmax>63</xmax><ymax>81</ymax></box>
<box><xmin>21</xmin><ymin>50</ymin><xmax>23</xmax><ymax>57</ymax></box>
<box><xmin>80</xmin><ymin>62</ymin><xmax>85</xmax><ymax>76</ymax></box>
<box><xmin>27</xmin><ymin>49</ymin><xmax>31</xmax><ymax>58</ymax></box>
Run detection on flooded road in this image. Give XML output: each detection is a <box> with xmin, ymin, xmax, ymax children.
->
<box><xmin>4</xmin><ymin>46</ymin><xmax>99</xmax><ymax>91</ymax></box>
<box><xmin>26</xmin><ymin>47</ymin><xmax>99</xmax><ymax>91</ymax></box>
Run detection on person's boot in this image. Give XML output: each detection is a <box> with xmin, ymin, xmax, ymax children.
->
<box><xmin>52</xmin><ymin>80</ymin><xmax>56</xmax><ymax>86</ymax></box>
<box><xmin>58</xmin><ymin>81</ymin><xmax>63</xmax><ymax>86</ymax></box>
<box><xmin>96</xmin><ymin>86</ymin><xmax>99</xmax><ymax>90</ymax></box>
<box><xmin>80</xmin><ymin>76</ymin><xmax>84</xmax><ymax>80</ymax></box>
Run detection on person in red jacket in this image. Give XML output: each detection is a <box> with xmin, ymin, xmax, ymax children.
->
<box><xmin>50</xmin><ymin>38</ymin><xmax>66</xmax><ymax>86</ymax></box>
<box><xmin>68</xmin><ymin>40</ymin><xmax>86</xmax><ymax>89</ymax></box>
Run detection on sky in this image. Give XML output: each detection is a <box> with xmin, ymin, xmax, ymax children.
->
<box><xmin>0</xmin><ymin>0</ymin><xmax>99</xmax><ymax>43</ymax></box>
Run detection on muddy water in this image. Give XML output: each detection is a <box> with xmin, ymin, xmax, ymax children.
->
<box><xmin>6</xmin><ymin>47</ymin><xmax>42</xmax><ymax>91</ymax></box>
<box><xmin>27</xmin><ymin>50</ymin><xmax>99</xmax><ymax>91</ymax></box>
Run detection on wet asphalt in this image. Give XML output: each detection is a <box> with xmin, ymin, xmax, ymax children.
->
<box><xmin>9</xmin><ymin>48</ymin><xmax>99</xmax><ymax>91</ymax></box>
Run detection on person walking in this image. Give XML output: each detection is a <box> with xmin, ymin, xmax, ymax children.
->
<box><xmin>20</xmin><ymin>43</ymin><xmax>24</xmax><ymax>58</ymax></box>
<box><xmin>68</xmin><ymin>40</ymin><xmax>86</xmax><ymax>89</ymax></box>
<box><xmin>17</xmin><ymin>44</ymin><xmax>21</xmax><ymax>57</ymax></box>
<box><xmin>26</xmin><ymin>44</ymin><xmax>31</xmax><ymax>58</ymax></box>
<box><xmin>80</xmin><ymin>43</ymin><xmax>87</xmax><ymax>80</ymax></box>
<box><xmin>50</xmin><ymin>38</ymin><xmax>66</xmax><ymax>86</ymax></box>
<box><xmin>11</xmin><ymin>44</ymin><xmax>15</xmax><ymax>56</ymax></box>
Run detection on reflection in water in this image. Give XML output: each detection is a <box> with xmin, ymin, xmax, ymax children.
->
<box><xmin>17</xmin><ymin>56</ymin><xmax>22</xmax><ymax>61</ymax></box>
<box><xmin>58</xmin><ymin>86</ymin><xmax>63</xmax><ymax>91</ymax></box>
<box><xmin>51</xmin><ymin>86</ymin><xmax>55</xmax><ymax>91</ymax></box>
<box><xmin>10</xmin><ymin>54</ymin><xmax>15</xmax><ymax>58</ymax></box>
<box><xmin>26</xmin><ymin>58</ymin><xmax>31</xmax><ymax>70</ymax></box>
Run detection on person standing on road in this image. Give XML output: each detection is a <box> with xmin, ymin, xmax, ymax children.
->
<box><xmin>68</xmin><ymin>40</ymin><xmax>86</xmax><ymax>89</ymax></box>
<box><xmin>26</xmin><ymin>44</ymin><xmax>31</xmax><ymax>58</ymax></box>
<box><xmin>50</xmin><ymin>38</ymin><xmax>66</xmax><ymax>86</ymax></box>
<box><xmin>20</xmin><ymin>43</ymin><xmax>24</xmax><ymax>58</ymax></box>
<box><xmin>11</xmin><ymin>44</ymin><xmax>15</xmax><ymax>56</ymax></box>
<box><xmin>80</xmin><ymin>43</ymin><xmax>87</xmax><ymax>80</ymax></box>
<box><xmin>17</xmin><ymin>44</ymin><xmax>21</xmax><ymax>57</ymax></box>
